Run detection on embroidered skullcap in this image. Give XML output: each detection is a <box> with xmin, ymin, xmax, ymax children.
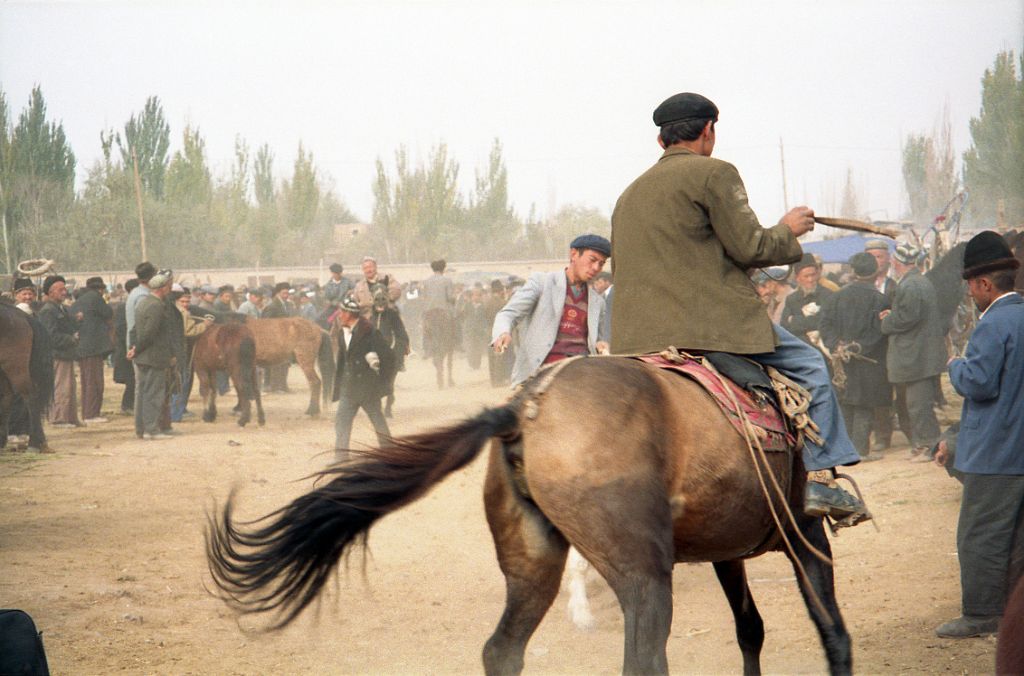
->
<box><xmin>892</xmin><ymin>243</ymin><xmax>922</xmax><ymax>265</ymax></box>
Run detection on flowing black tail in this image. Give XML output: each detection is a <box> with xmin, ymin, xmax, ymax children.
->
<box><xmin>205</xmin><ymin>404</ymin><xmax>520</xmax><ymax>629</ymax></box>
<box><xmin>317</xmin><ymin>330</ymin><xmax>334</xmax><ymax>406</ymax></box>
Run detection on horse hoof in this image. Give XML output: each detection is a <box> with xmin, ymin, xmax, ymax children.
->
<box><xmin>203</xmin><ymin>412</ymin><xmax>215</xmax><ymax>423</ymax></box>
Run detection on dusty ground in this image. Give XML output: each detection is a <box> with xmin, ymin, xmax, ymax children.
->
<box><xmin>0</xmin><ymin>355</ymin><xmax>997</xmax><ymax>674</ymax></box>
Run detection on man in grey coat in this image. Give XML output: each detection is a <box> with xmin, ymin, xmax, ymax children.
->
<box><xmin>491</xmin><ymin>234</ymin><xmax>610</xmax><ymax>386</ymax></box>
<box><xmin>880</xmin><ymin>243</ymin><xmax>947</xmax><ymax>457</ymax></box>
<box><xmin>128</xmin><ymin>270</ymin><xmax>177</xmax><ymax>440</ymax></box>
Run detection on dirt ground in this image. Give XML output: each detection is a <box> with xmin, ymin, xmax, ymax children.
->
<box><xmin>0</xmin><ymin>355</ymin><xmax>998</xmax><ymax>674</ymax></box>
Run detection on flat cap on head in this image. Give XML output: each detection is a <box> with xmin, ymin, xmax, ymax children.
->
<box><xmin>329</xmin><ymin>263</ymin><xmax>343</xmax><ymax>274</ymax></box>
<box><xmin>849</xmin><ymin>252</ymin><xmax>879</xmax><ymax>279</ymax></box>
<box><xmin>273</xmin><ymin>281</ymin><xmax>291</xmax><ymax>294</ymax></box>
<box><xmin>864</xmin><ymin>238</ymin><xmax>891</xmax><ymax>252</ymax></box>
<box><xmin>86</xmin><ymin>276</ymin><xmax>105</xmax><ymax>290</ymax></box>
<box><xmin>962</xmin><ymin>230</ymin><xmax>1020</xmax><ymax>280</ymax></box>
<box><xmin>13</xmin><ymin>277</ymin><xmax>35</xmax><ymax>292</ymax></box>
<box><xmin>200</xmin><ymin>284</ymin><xmax>217</xmax><ymax>295</ymax></box>
<box><xmin>570</xmin><ymin>233</ymin><xmax>611</xmax><ymax>257</ymax></box>
<box><xmin>217</xmin><ymin>284</ymin><xmax>234</xmax><ymax>295</ymax></box>
<box><xmin>42</xmin><ymin>275</ymin><xmax>66</xmax><ymax>294</ymax></box>
<box><xmin>653</xmin><ymin>93</ymin><xmax>719</xmax><ymax>127</ymax></box>
<box><xmin>792</xmin><ymin>253</ymin><xmax>819</xmax><ymax>275</ymax></box>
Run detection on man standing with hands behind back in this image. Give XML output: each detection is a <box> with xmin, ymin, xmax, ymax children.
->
<box><xmin>934</xmin><ymin>231</ymin><xmax>1024</xmax><ymax>639</ymax></box>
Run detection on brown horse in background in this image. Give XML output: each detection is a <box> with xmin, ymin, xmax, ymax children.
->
<box><xmin>247</xmin><ymin>317</ymin><xmax>334</xmax><ymax>417</ymax></box>
<box><xmin>0</xmin><ymin>304</ymin><xmax>52</xmax><ymax>451</ymax></box>
<box><xmin>207</xmin><ymin>357</ymin><xmax>853</xmax><ymax>675</ymax></box>
<box><xmin>192</xmin><ymin>323</ymin><xmax>264</xmax><ymax>427</ymax></box>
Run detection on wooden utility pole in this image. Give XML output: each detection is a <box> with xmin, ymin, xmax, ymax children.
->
<box><xmin>131</xmin><ymin>147</ymin><xmax>147</xmax><ymax>261</ymax></box>
<box><xmin>779</xmin><ymin>137</ymin><xmax>789</xmax><ymax>212</ymax></box>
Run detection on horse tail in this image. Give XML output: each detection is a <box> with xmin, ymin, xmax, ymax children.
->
<box><xmin>205</xmin><ymin>404</ymin><xmax>520</xmax><ymax>629</ymax></box>
<box><xmin>317</xmin><ymin>329</ymin><xmax>334</xmax><ymax>404</ymax></box>
<box><xmin>27</xmin><ymin>315</ymin><xmax>54</xmax><ymax>411</ymax></box>
<box><xmin>238</xmin><ymin>334</ymin><xmax>257</xmax><ymax>400</ymax></box>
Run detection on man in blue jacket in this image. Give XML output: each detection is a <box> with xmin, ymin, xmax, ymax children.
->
<box><xmin>935</xmin><ymin>231</ymin><xmax>1024</xmax><ymax>638</ymax></box>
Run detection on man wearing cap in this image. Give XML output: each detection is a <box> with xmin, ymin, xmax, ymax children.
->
<box><xmin>331</xmin><ymin>295</ymin><xmax>393</xmax><ymax>461</ymax></box>
<box><xmin>323</xmin><ymin>263</ymin><xmax>352</xmax><ymax>308</ymax></box>
<box><xmin>781</xmin><ymin>254</ymin><xmax>833</xmax><ymax>348</ymax></box>
<box><xmin>752</xmin><ymin>268</ymin><xmax>792</xmax><ymax>324</ymax></box>
<box><xmin>491</xmin><ymin>234</ymin><xmax>610</xmax><ymax>386</ymax></box>
<box><xmin>354</xmin><ymin>257</ymin><xmax>401</xmax><ymax>316</ymax></box>
<box><xmin>934</xmin><ymin>231</ymin><xmax>1024</xmax><ymax>639</ymax></box>
<box><xmin>71</xmin><ymin>276</ymin><xmax>113</xmax><ymax>424</ymax></box>
<box><xmin>261</xmin><ymin>282</ymin><xmax>294</xmax><ymax>392</ymax></box>
<box><xmin>125</xmin><ymin>261</ymin><xmax>156</xmax><ymax>345</ymax></box>
<box><xmin>879</xmin><ymin>242</ymin><xmax>946</xmax><ymax>459</ymax></box>
<box><xmin>197</xmin><ymin>285</ymin><xmax>218</xmax><ymax>312</ymax></box>
<box><xmin>128</xmin><ymin>270</ymin><xmax>177</xmax><ymax>440</ymax></box>
<box><xmin>12</xmin><ymin>277</ymin><xmax>38</xmax><ymax>315</ymax></box>
<box><xmin>611</xmin><ymin>92</ymin><xmax>867</xmax><ymax>523</ymax></box>
<box><xmin>865</xmin><ymin>239</ymin><xmax>897</xmax><ymax>301</ymax></box>
<box><xmin>213</xmin><ymin>285</ymin><xmax>236</xmax><ymax>313</ymax></box>
<box><xmin>237</xmin><ymin>287</ymin><xmax>265</xmax><ymax>319</ymax></box>
<box><xmin>819</xmin><ymin>253</ymin><xmax>892</xmax><ymax>460</ymax></box>
<box><xmin>38</xmin><ymin>275</ymin><xmax>81</xmax><ymax>428</ymax></box>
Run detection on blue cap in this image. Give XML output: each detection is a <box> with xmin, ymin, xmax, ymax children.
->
<box><xmin>570</xmin><ymin>234</ymin><xmax>611</xmax><ymax>257</ymax></box>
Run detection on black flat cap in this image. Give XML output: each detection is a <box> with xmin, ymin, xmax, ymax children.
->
<box><xmin>570</xmin><ymin>234</ymin><xmax>611</xmax><ymax>257</ymax></box>
<box><xmin>849</xmin><ymin>252</ymin><xmax>879</xmax><ymax>279</ymax></box>
<box><xmin>13</xmin><ymin>277</ymin><xmax>35</xmax><ymax>292</ymax></box>
<box><xmin>653</xmin><ymin>93</ymin><xmax>719</xmax><ymax>127</ymax></box>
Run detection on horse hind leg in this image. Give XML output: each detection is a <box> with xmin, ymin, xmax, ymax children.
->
<box><xmin>297</xmin><ymin>351</ymin><xmax>322</xmax><ymax>417</ymax></box>
<box><xmin>229</xmin><ymin>370</ymin><xmax>251</xmax><ymax>427</ymax></box>
<box><xmin>197</xmin><ymin>370</ymin><xmax>216</xmax><ymax>423</ymax></box>
<box><xmin>482</xmin><ymin>448</ymin><xmax>569</xmax><ymax>676</ymax></box>
<box><xmin>786</xmin><ymin>517</ymin><xmax>852</xmax><ymax>676</ymax></box>
<box><xmin>713</xmin><ymin>560</ymin><xmax>765</xmax><ymax>676</ymax></box>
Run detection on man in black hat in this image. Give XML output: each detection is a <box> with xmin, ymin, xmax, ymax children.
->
<box><xmin>491</xmin><ymin>234</ymin><xmax>610</xmax><ymax>386</ymax></box>
<box><xmin>819</xmin><ymin>253</ymin><xmax>891</xmax><ymax>460</ymax></box>
<box><xmin>781</xmin><ymin>253</ymin><xmax>833</xmax><ymax>348</ymax></box>
<box><xmin>331</xmin><ymin>295</ymin><xmax>393</xmax><ymax>462</ymax></box>
<box><xmin>38</xmin><ymin>275</ymin><xmax>81</xmax><ymax>428</ymax></box>
<box><xmin>934</xmin><ymin>231</ymin><xmax>1024</xmax><ymax>639</ymax></box>
<box><xmin>12</xmin><ymin>277</ymin><xmax>38</xmax><ymax>314</ymax></box>
<box><xmin>611</xmin><ymin>92</ymin><xmax>868</xmax><ymax>524</ymax></box>
<box><xmin>323</xmin><ymin>263</ymin><xmax>352</xmax><ymax>309</ymax></box>
<box><xmin>879</xmin><ymin>242</ymin><xmax>947</xmax><ymax>459</ymax></box>
<box><xmin>71</xmin><ymin>276</ymin><xmax>113</xmax><ymax>424</ymax></box>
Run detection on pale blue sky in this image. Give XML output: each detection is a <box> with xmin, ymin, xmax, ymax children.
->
<box><xmin>1</xmin><ymin>0</ymin><xmax>1021</xmax><ymax>228</ymax></box>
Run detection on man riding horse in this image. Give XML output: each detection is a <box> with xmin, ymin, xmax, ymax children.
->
<box><xmin>611</xmin><ymin>92</ymin><xmax>869</xmax><ymax>525</ymax></box>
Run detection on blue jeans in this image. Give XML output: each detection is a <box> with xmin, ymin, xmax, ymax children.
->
<box><xmin>169</xmin><ymin>362</ymin><xmax>192</xmax><ymax>422</ymax></box>
<box><xmin>748</xmin><ymin>325</ymin><xmax>861</xmax><ymax>471</ymax></box>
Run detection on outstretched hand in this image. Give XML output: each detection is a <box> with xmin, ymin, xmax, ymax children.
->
<box><xmin>781</xmin><ymin>206</ymin><xmax>815</xmax><ymax>238</ymax></box>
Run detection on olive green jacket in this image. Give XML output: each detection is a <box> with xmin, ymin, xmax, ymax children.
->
<box><xmin>611</xmin><ymin>147</ymin><xmax>802</xmax><ymax>354</ymax></box>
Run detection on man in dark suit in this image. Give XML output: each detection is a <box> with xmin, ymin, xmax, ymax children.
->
<box><xmin>865</xmin><ymin>238</ymin><xmax>899</xmax><ymax>450</ymax></box>
<box><xmin>72</xmin><ymin>276</ymin><xmax>113</xmax><ymax>423</ymax></box>
<box><xmin>332</xmin><ymin>295</ymin><xmax>393</xmax><ymax>462</ymax></box>
<box><xmin>261</xmin><ymin>282</ymin><xmax>293</xmax><ymax>392</ymax></box>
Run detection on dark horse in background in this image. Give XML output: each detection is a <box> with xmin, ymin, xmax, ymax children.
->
<box><xmin>422</xmin><ymin>307</ymin><xmax>456</xmax><ymax>389</ymax></box>
<box><xmin>207</xmin><ymin>357</ymin><xmax>854</xmax><ymax>675</ymax></box>
<box><xmin>0</xmin><ymin>303</ymin><xmax>53</xmax><ymax>452</ymax></box>
<box><xmin>192</xmin><ymin>323</ymin><xmax>264</xmax><ymax>427</ymax></box>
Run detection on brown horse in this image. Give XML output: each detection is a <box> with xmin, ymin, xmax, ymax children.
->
<box><xmin>192</xmin><ymin>323</ymin><xmax>264</xmax><ymax>427</ymax></box>
<box><xmin>206</xmin><ymin>357</ymin><xmax>852</xmax><ymax>675</ymax></box>
<box><xmin>422</xmin><ymin>307</ymin><xmax>456</xmax><ymax>388</ymax></box>
<box><xmin>0</xmin><ymin>304</ymin><xmax>52</xmax><ymax>451</ymax></box>
<box><xmin>247</xmin><ymin>317</ymin><xmax>334</xmax><ymax>417</ymax></box>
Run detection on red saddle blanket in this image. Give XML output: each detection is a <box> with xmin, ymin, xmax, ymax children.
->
<box><xmin>633</xmin><ymin>353</ymin><xmax>795</xmax><ymax>452</ymax></box>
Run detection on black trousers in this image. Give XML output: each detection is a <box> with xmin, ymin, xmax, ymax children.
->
<box><xmin>841</xmin><ymin>402</ymin><xmax>875</xmax><ymax>457</ymax></box>
<box><xmin>958</xmin><ymin>473</ymin><xmax>1024</xmax><ymax>616</ymax></box>
<box><xmin>895</xmin><ymin>378</ymin><xmax>941</xmax><ymax>449</ymax></box>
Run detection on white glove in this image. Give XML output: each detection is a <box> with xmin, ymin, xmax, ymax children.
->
<box><xmin>366</xmin><ymin>351</ymin><xmax>380</xmax><ymax>372</ymax></box>
<box><xmin>801</xmin><ymin>302</ymin><xmax>820</xmax><ymax>317</ymax></box>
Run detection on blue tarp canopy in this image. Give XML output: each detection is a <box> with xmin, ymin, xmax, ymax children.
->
<box><xmin>801</xmin><ymin>234</ymin><xmax>894</xmax><ymax>264</ymax></box>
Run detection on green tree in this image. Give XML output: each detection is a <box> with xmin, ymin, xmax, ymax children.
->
<box><xmin>165</xmin><ymin>125</ymin><xmax>212</xmax><ymax>207</ymax></box>
<box><xmin>1</xmin><ymin>85</ymin><xmax>76</xmax><ymax>269</ymax></box>
<box><xmin>281</xmin><ymin>142</ymin><xmax>319</xmax><ymax>232</ymax></box>
<box><xmin>902</xmin><ymin>106</ymin><xmax>957</xmax><ymax>225</ymax></box>
<box><xmin>465</xmin><ymin>138</ymin><xmax>515</xmax><ymax>254</ymax></box>
<box><xmin>116</xmin><ymin>96</ymin><xmax>170</xmax><ymax>198</ymax></box>
<box><xmin>250</xmin><ymin>143</ymin><xmax>277</xmax><ymax>264</ymax></box>
<box><xmin>963</xmin><ymin>49</ymin><xmax>1024</xmax><ymax>227</ymax></box>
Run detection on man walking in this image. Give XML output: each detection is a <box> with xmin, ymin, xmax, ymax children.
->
<box><xmin>128</xmin><ymin>270</ymin><xmax>177</xmax><ymax>440</ymax></box>
<box><xmin>934</xmin><ymin>231</ymin><xmax>1024</xmax><ymax>638</ymax></box>
<box><xmin>879</xmin><ymin>243</ymin><xmax>946</xmax><ymax>459</ymax></box>
<box><xmin>72</xmin><ymin>276</ymin><xmax>113</xmax><ymax>424</ymax></box>
<box><xmin>332</xmin><ymin>296</ymin><xmax>393</xmax><ymax>461</ymax></box>
<box><xmin>491</xmin><ymin>234</ymin><xmax>610</xmax><ymax>386</ymax></box>
<box><xmin>37</xmin><ymin>275</ymin><xmax>81</xmax><ymax>428</ymax></box>
<box><xmin>611</xmin><ymin>92</ymin><xmax>866</xmax><ymax>523</ymax></box>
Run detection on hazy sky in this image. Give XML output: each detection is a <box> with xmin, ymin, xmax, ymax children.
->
<box><xmin>2</xmin><ymin>1</ymin><xmax>1021</xmax><ymax>229</ymax></box>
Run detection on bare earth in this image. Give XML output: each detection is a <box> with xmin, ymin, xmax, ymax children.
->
<box><xmin>1</xmin><ymin>356</ymin><xmax>996</xmax><ymax>674</ymax></box>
